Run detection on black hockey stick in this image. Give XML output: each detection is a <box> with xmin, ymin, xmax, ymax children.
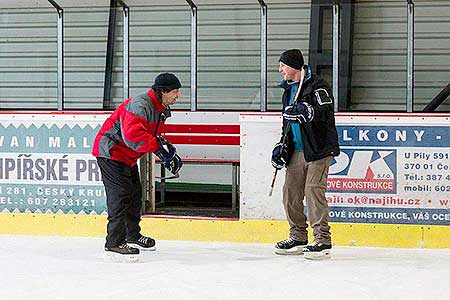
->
<box><xmin>156</xmin><ymin>172</ymin><xmax>180</xmax><ymax>180</ymax></box>
<box><xmin>269</xmin><ymin>68</ymin><xmax>305</xmax><ymax>197</ymax></box>
<box><xmin>268</xmin><ymin>122</ymin><xmax>291</xmax><ymax>196</ymax></box>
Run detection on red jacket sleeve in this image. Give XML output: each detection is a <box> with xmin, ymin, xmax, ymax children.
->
<box><xmin>121</xmin><ymin>105</ymin><xmax>160</xmax><ymax>153</ymax></box>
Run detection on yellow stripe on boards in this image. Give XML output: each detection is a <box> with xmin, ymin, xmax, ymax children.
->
<box><xmin>0</xmin><ymin>213</ymin><xmax>448</xmax><ymax>248</ymax></box>
<box><xmin>0</xmin><ymin>213</ymin><xmax>106</xmax><ymax>237</ymax></box>
<box><xmin>422</xmin><ymin>226</ymin><xmax>450</xmax><ymax>248</ymax></box>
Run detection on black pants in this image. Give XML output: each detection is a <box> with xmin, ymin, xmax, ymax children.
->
<box><xmin>97</xmin><ymin>157</ymin><xmax>142</xmax><ymax>248</ymax></box>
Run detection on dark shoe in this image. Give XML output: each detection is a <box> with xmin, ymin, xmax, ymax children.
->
<box><xmin>105</xmin><ymin>243</ymin><xmax>139</xmax><ymax>254</ymax></box>
<box><xmin>104</xmin><ymin>243</ymin><xmax>140</xmax><ymax>263</ymax></box>
<box><xmin>303</xmin><ymin>241</ymin><xmax>332</xmax><ymax>260</ymax></box>
<box><xmin>126</xmin><ymin>235</ymin><xmax>156</xmax><ymax>251</ymax></box>
<box><xmin>274</xmin><ymin>237</ymin><xmax>308</xmax><ymax>255</ymax></box>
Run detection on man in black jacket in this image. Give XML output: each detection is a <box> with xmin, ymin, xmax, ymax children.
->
<box><xmin>271</xmin><ymin>49</ymin><xmax>340</xmax><ymax>260</ymax></box>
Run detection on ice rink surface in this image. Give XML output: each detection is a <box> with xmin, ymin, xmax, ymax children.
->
<box><xmin>0</xmin><ymin>235</ymin><xmax>449</xmax><ymax>300</ymax></box>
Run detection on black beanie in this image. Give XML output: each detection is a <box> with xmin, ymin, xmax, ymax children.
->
<box><xmin>279</xmin><ymin>49</ymin><xmax>304</xmax><ymax>70</ymax></box>
<box><xmin>152</xmin><ymin>73</ymin><xmax>182</xmax><ymax>90</ymax></box>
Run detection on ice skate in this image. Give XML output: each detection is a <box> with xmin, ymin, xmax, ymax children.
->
<box><xmin>274</xmin><ymin>237</ymin><xmax>308</xmax><ymax>255</ymax></box>
<box><xmin>302</xmin><ymin>241</ymin><xmax>331</xmax><ymax>260</ymax></box>
<box><xmin>104</xmin><ymin>243</ymin><xmax>140</xmax><ymax>263</ymax></box>
<box><xmin>126</xmin><ymin>235</ymin><xmax>156</xmax><ymax>251</ymax></box>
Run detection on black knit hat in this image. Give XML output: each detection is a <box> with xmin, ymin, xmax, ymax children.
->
<box><xmin>279</xmin><ymin>49</ymin><xmax>304</xmax><ymax>70</ymax></box>
<box><xmin>152</xmin><ymin>73</ymin><xmax>182</xmax><ymax>90</ymax></box>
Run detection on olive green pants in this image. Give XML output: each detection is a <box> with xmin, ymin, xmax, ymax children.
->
<box><xmin>282</xmin><ymin>151</ymin><xmax>332</xmax><ymax>244</ymax></box>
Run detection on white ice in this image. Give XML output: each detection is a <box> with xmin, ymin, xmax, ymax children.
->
<box><xmin>0</xmin><ymin>235</ymin><xmax>449</xmax><ymax>300</ymax></box>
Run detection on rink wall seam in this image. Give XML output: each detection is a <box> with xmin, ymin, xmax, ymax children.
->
<box><xmin>0</xmin><ymin>213</ymin><xmax>448</xmax><ymax>248</ymax></box>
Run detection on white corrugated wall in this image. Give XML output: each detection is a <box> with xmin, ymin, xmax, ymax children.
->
<box><xmin>0</xmin><ymin>0</ymin><xmax>448</xmax><ymax>111</ymax></box>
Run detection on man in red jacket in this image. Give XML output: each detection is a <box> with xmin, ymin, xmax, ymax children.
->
<box><xmin>92</xmin><ymin>73</ymin><xmax>183</xmax><ymax>262</ymax></box>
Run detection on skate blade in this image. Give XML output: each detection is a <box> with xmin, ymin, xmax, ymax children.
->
<box><xmin>103</xmin><ymin>252</ymin><xmax>140</xmax><ymax>263</ymax></box>
<box><xmin>126</xmin><ymin>243</ymin><xmax>156</xmax><ymax>251</ymax></box>
<box><xmin>303</xmin><ymin>249</ymin><xmax>331</xmax><ymax>260</ymax></box>
<box><xmin>274</xmin><ymin>246</ymin><xmax>305</xmax><ymax>255</ymax></box>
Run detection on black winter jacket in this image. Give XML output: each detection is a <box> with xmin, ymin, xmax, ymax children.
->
<box><xmin>279</xmin><ymin>65</ymin><xmax>340</xmax><ymax>163</ymax></box>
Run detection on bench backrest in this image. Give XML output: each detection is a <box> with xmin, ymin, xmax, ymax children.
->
<box><xmin>161</xmin><ymin>111</ymin><xmax>240</xmax><ymax>161</ymax></box>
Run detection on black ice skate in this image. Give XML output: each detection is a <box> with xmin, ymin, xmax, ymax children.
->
<box><xmin>274</xmin><ymin>237</ymin><xmax>308</xmax><ymax>255</ymax></box>
<box><xmin>126</xmin><ymin>235</ymin><xmax>156</xmax><ymax>251</ymax></box>
<box><xmin>104</xmin><ymin>243</ymin><xmax>140</xmax><ymax>263</ymax></box>
<box><xmin>302</xmin><ymin>241</ymin><xmax>332</xmax><ymax>260</ymax></box>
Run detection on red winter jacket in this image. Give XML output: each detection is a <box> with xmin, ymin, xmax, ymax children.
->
<box><xmin>92</xmin><ymin>89</ymin><xmax>169</xmax><ymax>166</ymax></box>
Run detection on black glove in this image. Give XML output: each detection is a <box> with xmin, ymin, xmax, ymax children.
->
<box><xmin>155</xmin><ymin>136</ymin><xmax>183</xmax><ymax>174</ymax></box>
<box><xmin>271</xmin><ymin>142</ymin><xmax>289</xmax><ymax>170</ymax></box>
<box><xmin>164</xmin><ymin>153</ymin><xmax>182</xmax><ymax>175</ymax></box>
<box><xmin>282</xmin><ymin>102</ymin><xmax>314</xmax><ymax>123</ymax></box>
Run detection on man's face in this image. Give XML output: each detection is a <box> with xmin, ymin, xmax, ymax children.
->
<box><xmin>161</xmin><ymin>89</ymin><xmax>181</xmax><ymax>107</ymax></box>
<box><xmin>279</xmin><ymin>62</ymin><xmax>299</xmax><ymax>81</ymax></box>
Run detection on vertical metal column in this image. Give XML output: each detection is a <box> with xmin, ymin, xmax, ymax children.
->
<box><xmin>332</xmin><ymin>1</ymin><xmax>339</xmax><ymax>113</ymax></box>
<box><xmin>186</xmin><ymin>1</ymin><xmax>198</xmax><ymax>111</ymax></box>
<box><xmin>231</xmin><ymin>163</ymin><xmax>238</xmax><ymax>211</ymax></box>
<box><xmin>118</xmin><ymin>1</ymin><xmax>129</xmax><ymax>99</ymax></box>
<box><xmin>139</xmin><ymin>153</ymin><xmax>150</xmax><ymax>213</ymax></box>
<box><xmin>48</xmin><ymin>0</ymin><xmax>64</xmax><ymax>110</ymax></box>
<box><xmin>407</xmin><ymin>0</ymin><xmax>415</xmax><ymax>112</ymax></box>
<box><xmin>308</xmin><ymin>2</ymin><xmax>322</xmax><ymax>76</ymax></box>
<box><xmin>104</xmin><ymin>0</ymin><xmax>117</xmax><ymax>109</ymax></box>
<box><xmin>258</xmin><ymin>0</ymin><xmax>267</xmax><ymax>111</ymax></box>
<box><xmin>160</xmin><ymin>165</ymin><xmax>166</xmax><ymax>206</ymax></box>
<box><xmin>149</xmin><ymin>154</ymin><xmax>156</xmax><ymax>213</ymax></box>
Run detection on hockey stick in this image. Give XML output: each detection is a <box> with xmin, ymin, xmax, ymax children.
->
<box><xmin>268</xmin><ymin>122</ymin><xmax>291</xmax><ymax>197</ymax></box>
<box><xmin>268</xmin><ymin>68</ymin><xmax>305</xmax><ymax>197</ymax></box>
<box><xmin>156</xmin><ymin>172</ymin><xmax>180</xmax><ymax>180</ymax></box>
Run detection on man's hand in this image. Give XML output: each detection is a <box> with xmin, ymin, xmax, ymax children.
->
<box><xmin>271</xmin><ymin>142</ymin><xmax>289</xmax><ymax>170</ymax></box>
<box><xmin>282</xmin><ymin>102</ymin><xmax>314</xmax><ymax>123</ymax></box>
<box><xmin>164</xmin><ymin>154</ymin><xmax>182</xmax><ymax>175</ymax></box>
<box><xmin>155</xmin><ymin>136</ymin><xmax>183</xmax><ymax>174</ymax></box>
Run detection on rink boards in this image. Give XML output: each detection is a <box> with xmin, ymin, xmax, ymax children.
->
<box><xmin>0</xmin><ymin>111</ymin><xmax>449</xmax><ymax>248</ymax></box>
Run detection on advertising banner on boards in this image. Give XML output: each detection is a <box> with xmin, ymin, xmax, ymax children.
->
<box><xmin>1</xmin><ymin>112</ymin><xmax>450</xmax><ymax>226</ymax></box>
<box><xmin>327</xmin><ymin>123</ymin><xmax>450</xmax><ymax>225</ymax></box>
<box><xmin>240</xmin><ymin>113</ymin><xmax>450</xmax><ymax>226</ymax></box>
<box><xmin>0</xmin><ymin>114</ymin><xmax>107</xmax><ymax>215</ymax></box>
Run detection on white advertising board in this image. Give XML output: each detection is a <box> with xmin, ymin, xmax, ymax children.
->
<box><xmin>0</xmin><ymin>113</ymin><xmax>108</xmax><ymax>214</ymax></box>
<box><xmin>240</xmin><ymin>113</ymin><xmax>450</xmax><ymax>226</ymax></box>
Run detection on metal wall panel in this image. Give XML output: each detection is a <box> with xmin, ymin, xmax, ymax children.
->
<box><xmin>414</xmin><ymin>0</ymin><xmax>450</xmax><ymax>111</ymax></box>
<box><xmin>0</xmin><ymin>0</ymin><xmax>449</xmax><ymax>111</ymax></box>
<box><xmin>351</xmin><ymin>1</ymin><xmax>408</xmax><ymax>111</ymax></box>
<box><xmin>0</xmin><ymin>7</ymin><xmax>57</xmax><ymax>109</ymax></box>
<box><xmin>351</xmin><ymin>0</ymin><xmax>450</xmax><ymax>111</ymax></box>
<box><xmin>0</xmin><ymin>4</ymin><xmax>110</xmax><ymax>109</ymax></box>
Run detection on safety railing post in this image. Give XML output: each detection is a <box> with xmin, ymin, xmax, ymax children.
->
<box><xmin>332</xmin><ymin>1</ymin><xmax>339</xmax><ymax>113</ymax></box>
<box><xmin>186</xmin><ymin>1</ymin><xmax>198</xmax><ymax>111</ymax></box>
<box><xmin>48</xmin><ymin>0</ymin><xmax>64</xmax><ymax>110</ymax></box>
<box><xmin>407</xmin><ymin>0</ymin><xmax>414</xmax><ymax>112</ymax></box>
<box><xmin>118</xmin><ymin>1</ymin><xmax>129</xmax><ymax>100</ymax></box>
<box><xmin>257</xmin><ymin>0</ymin><xmax>267</xmax><ymax>112</ymax></box>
